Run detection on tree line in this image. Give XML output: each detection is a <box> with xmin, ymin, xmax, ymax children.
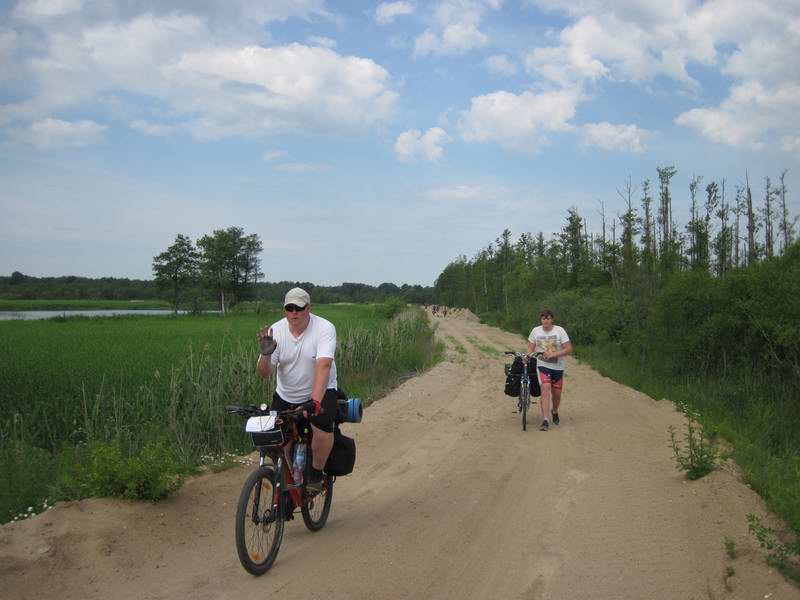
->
<box><xmin>433</xmin><ymin>167</ymin><xmax>798</xmax><ymax>380</ymax></box>
<box><xmin>2</xmin><ymin>226</ymin><xmax>434</xmax><ymax>308</ymax></box>
<box><xmin>435</xmin><ymin>168</ymin><xmax>794</xmax><ymax>316</ymax></box>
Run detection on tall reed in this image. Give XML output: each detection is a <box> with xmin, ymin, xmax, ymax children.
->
<box><xmin>0</xmin><ymin>306</ymin><xmax>437</xmax><ymax>521</ymax></box>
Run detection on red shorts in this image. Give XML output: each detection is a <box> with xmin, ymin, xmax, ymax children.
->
<box><xmin>538</xmin><ymin>366</ymin><xmax>564</xmax><ymax>391</ymax></box>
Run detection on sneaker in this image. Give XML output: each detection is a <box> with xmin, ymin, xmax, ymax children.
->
<box><xmin>305</xmin><ymin>469</ymin><xmax>324</xmax><ymax>493</ymax></box>
<box><xmin>552</xmin><ymin>412</ymin><xmax>560</xmax><ymax>425</ymax></box>
<box><xmin>539</xmin><ymin>419</ymin><xmax>549</xmax><ymax>431</ymax></box>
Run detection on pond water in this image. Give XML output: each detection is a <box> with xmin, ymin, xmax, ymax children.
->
<box><xmin>0</xmin><ymin>309</ymin><xmax>188</xmax><ymax>321</ymax></box>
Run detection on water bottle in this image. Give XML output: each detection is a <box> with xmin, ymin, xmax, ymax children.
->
<box><xmin>292</xmin><ymin>442</ymin><xmax>306</xmax><ymax>484</ymax></box>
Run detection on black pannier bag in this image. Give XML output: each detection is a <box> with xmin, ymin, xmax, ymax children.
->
<box><xmin>503</xmin><ymin>355</ymin><xmax>525</xmax><ymax>397</ymax></box>
<box><xmin>504</xmin><ymin>373</ymin><xmax>521</xmax><ymax>397</ymax></box>
<box><xmin>324</xmin><ymin>426</ymin><xmax>356</xmax><ymax>476</ymax></box>
<box><xmin>530</xmin><ymin>369</ymin><xmax>541</xmax><ymax>397</ymax></box>
<box><xmin>503</xmin><ymin>356</ymin><xmax>542</xmax><ymax>398</ymax></box>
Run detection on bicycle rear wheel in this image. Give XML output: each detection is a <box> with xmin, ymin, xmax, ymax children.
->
<box><xmin>301</xmin><ymin>474</ymin><xmax>334</xmax><ymax>531</ymax></box>
<box><xmin>235</xmin><ymin>465</ymin><xmax>284</xmax><ymax>576</ymax></box>
<box><xmin>520</xmin><ymin>377</ymin><xmax>530</xmax><ymax>431</ymax></box>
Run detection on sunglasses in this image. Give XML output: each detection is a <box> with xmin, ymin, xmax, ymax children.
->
<box><xmin>540</xmin><ymin>315</ymin><xmax>553</xmax><ymax>320</ymax></box>
<box><xmin>284</xmin><ymin>304</ymin><xmax>306</xmax><ymax>312</ymax></box>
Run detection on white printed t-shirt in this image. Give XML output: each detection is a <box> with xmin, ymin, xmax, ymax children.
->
<box><xmin>269</xmin><ymin>313</ymin><xmax>338</xmax><ymax>404</ymax></box>
<box><xmin>528</xmin><ymin>325</ymin><xmax>570</xmax><ymax>371</ymax></box>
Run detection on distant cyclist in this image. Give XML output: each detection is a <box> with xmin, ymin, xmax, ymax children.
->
<box><xmin>527</xmin><ymin>309</ymin><xmax>572</xmax><ymax>431</ymax></box>
<box><xmin>256</xmin><ymin>287</ymin><xmax>338</xmax><ymax>492</ymax></box>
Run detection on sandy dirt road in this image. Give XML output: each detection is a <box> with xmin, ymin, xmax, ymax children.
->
<box><xmin>2</xmin><ymin>311</ymin><xmax>797</xmax><ymax>600</ymax></box>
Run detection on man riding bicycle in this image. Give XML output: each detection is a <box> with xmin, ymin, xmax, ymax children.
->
<box><xmin>256</xmin><ymin>287</ymin><xmax>338</xmax><ymax>492</ymax></box>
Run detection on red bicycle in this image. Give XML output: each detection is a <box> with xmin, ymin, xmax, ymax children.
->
<box><xmin>225</xmin><ymin>401</ymin><xmax>333</xmax><ymax>575</ymax></box>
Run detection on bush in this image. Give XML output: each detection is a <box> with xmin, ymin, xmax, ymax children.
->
<box><xmin>668</xmin><ymin>422</ymin><xmax>719</xmax><ymax>480</ymax></box>
<box><xmin>378</xmin><ymin>296</ymin><xmax>406</xmax><ymax>319</ymax></box>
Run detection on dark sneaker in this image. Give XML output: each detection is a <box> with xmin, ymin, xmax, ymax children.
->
<box><xmin>305</xmin><ymin>469</ymin><xmax>324</xmax><ymax>493</ymax></box>
<box><xmin>552</xmin><ymin>412</ymin><xmax>560</xmax><ymax>425</ymax></box>
<box><xmin>539</xmin><ymin>419</ymin><xmax>549</xmax><ymax>431</ymax></box>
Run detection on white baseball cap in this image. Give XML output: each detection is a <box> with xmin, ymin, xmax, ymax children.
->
<box><xmin>284</xmin><ymin>287</ymin><xmax>310</xmax><ymax>308</ymax></box>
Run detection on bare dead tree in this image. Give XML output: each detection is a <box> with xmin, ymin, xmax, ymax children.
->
<box><xmin>596</xmin><ymin>199</ymin><xmax>607</xmax><ymax>272</ymax></box>
<box><xmin>778</xmin><ymin>169</ymin><xmax>796</xmax><ymax>252</ymax></box>
<box><xmin>745</xmin><ymin>172</ymin><xmax>758</xmax><ymax>266</ymax></box>
<box><xmin>762</xmin><ymin>176</ymin><xmax>775</xmax><ymax>259</ymax></box>
<box><xmin>733</xmin><ymin>185</ymin><xmax>743</xmax><ymax>268</ymax></box>
<box><xmin>687</xmin><ymin>175</ymin><xmax>701</xmax><ymax>268</ymax></box>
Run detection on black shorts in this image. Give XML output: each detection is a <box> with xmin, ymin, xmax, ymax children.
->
<box><xmin>272</xmin><ymin>389</ymin><xmax>338</xmax><ymax>433</ymax></box>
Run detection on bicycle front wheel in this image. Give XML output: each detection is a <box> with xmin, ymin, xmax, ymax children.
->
<box><xmin>235</xmin><ymin>465</ymin><xmax>284</xmax><ymax>576</ymax></box>
<box><xmin>520</xmin><ymin>377</ymin><xmax>530</xmax><ymax>431</ymax></box>
<box><xmin>301</xmin><ymin>474</ymin><xmax>334</xmax><ymax>531</ymax></box>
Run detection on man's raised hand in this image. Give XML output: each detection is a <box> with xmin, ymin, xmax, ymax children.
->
<box><xmin>258</xmin><ymin>326</ymin><xmax>277</xmax><ymax>356</ymax></box>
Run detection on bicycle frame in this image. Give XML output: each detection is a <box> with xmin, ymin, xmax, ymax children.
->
<box><xmin>262</xmin><ymin>447</ymin><xmax>304</xmax><ymax>519</ymax></box>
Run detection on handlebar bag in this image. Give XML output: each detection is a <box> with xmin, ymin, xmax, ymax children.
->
<box><xmin>325</xmin><ymin>426</ymin><xmax>356</xmax><ymax>476</ymax></box>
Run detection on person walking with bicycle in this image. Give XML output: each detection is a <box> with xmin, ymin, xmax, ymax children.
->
<box><xmin>527</xmin><ymin>309</ymin><xmax>572</xmax><ymax>431</ymax></box>
<box><xmin>256</xmin><ymin>287</ymin><xmax>338</xmax><ymax>492</ymax></box>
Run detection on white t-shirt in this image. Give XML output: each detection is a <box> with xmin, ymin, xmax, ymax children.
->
<box><xmin>528</xmin><ymin>325</ymin><xmax>570</xmax><ymax>371</ymax></box>
<box><xmin>269</xmin><ymin>313</ymin><xmax>338</xmax><ymax>404</ymax></box>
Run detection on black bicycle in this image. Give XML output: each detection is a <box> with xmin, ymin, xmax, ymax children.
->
<box><xmin>225</xmin><ymin>401</ymin><xmax>333</xmax><ymax>575</ymax></box>
<box><xmin>504</xmin><ymin>351</ymin><xmax>541</xmax><ymax>431</ymax></box>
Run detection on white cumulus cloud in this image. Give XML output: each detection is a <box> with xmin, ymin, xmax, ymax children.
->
<box><xmin>307</xmin><ymin>35</ymin><xmax>336</xmax><ymax>49</ymax></box>
<box><xmin>8</xmin><ymin>118</ymin><xmax>106</xmax><ymax>148</ymax></box>
<box><xmin>458</xmin><ymin>89</ymin><xmax>578</xmax><ymax>152</ymax></box>
<box><xmin>129</xmin><ymin>119</ymin><xmax>176</xmax><ymax>136</ymax></box>
<box><xmin>13</xmin><ymin>0</ymin><xmax>82</xmax><ymax>20</ymax></box>
<box><xmin>413</xmin><ymin>0</ymin><xmax>501</xmax><ymax>57</ymax></box>
<box><xmin>394</xmin><ymin>127</ymin><xmax>450</xmax><ymax>163</ymax></box>
<box><xmin>523</xmin><ymin>0</ymin><xmax>800</xmax><ymax>153</ymax></box>
<box><xmin>1</xmin><ymin>7</ymin><xmax>397</xmax><ymax>143</ymax></box>
<box><xmin>485</xmin><ymin>54</ymin><xmax>517</xmax><ymax>76</ymax></box>
<box><xmin>375</xmin><ymin>1</ymin><xmax>415</xmax><ymax>25</ymax></box>
<box><xmin>581</xmin><ymin>121</ymin><xmax>648</xmax><ymax>153</ymax></box>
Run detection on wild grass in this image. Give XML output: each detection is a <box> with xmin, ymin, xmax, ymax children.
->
<box><xmin>0</xmin><ymin>304</ymin><xmax>437</xmax><ymax>522</ymax></box>
<box><xmin>446</xmin><ymin>335</ymin><xmax>467</xmax><ymax>354</ymax></box>
<box><xmin>724</xmin><ymin>536</ymin><xmax>738</xmax><ymax>559</ymax></box>
<box><xmin>465</xmin><ymin>335</ymin><xmax>501</xmax><ymax>356</ymax></box>
<box><xmin>747</xmin><ymin>513</ymin><xmax>800</xmax><ymax>583</ymax></box>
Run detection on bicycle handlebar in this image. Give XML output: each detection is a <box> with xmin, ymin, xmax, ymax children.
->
<box><xmin>504</xmin><ymin>351</ymin><xmax>543</xmax><ymax>359</ymax></box>
<box><xmin>225</xmin><ymin>401</ymin><xmax>315</xmax><ymax>418</ymax></box>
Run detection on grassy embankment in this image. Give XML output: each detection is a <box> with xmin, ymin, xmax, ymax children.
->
<box><xmin>481</xmin><ymin>302</ymin><xmax>800</xmax><ymax>537</ymax></box>
<box><xmin>575</xmin><ymin>344</ymin><xmax>800</xmax><ymax>532</ymax></box>
<box><xmin>0</xmin><ymin>303</ymin><xmax>441</xmax><ymax>523</ymax></box>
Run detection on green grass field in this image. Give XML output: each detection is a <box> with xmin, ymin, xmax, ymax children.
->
<box><xmin>0</xmin><ymin>303</ymin><xmax>440</xmax><ymax>522</ymax></box>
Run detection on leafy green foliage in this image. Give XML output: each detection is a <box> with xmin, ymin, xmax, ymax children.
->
<box><xmin>152</xmin><ymin>233</ymin><xmax>200</xmax><ymax>313</ymax></box>
<box><xmin>668</xmin><ymin>423</ymin><xmax>719</xmax><ymax>480</ymax></box>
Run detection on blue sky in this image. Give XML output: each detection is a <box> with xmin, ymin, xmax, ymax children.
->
<box><xmin>1</xmin><ymin>0</ymin><xmax>798</xmax><ymax>286</ymax></box>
